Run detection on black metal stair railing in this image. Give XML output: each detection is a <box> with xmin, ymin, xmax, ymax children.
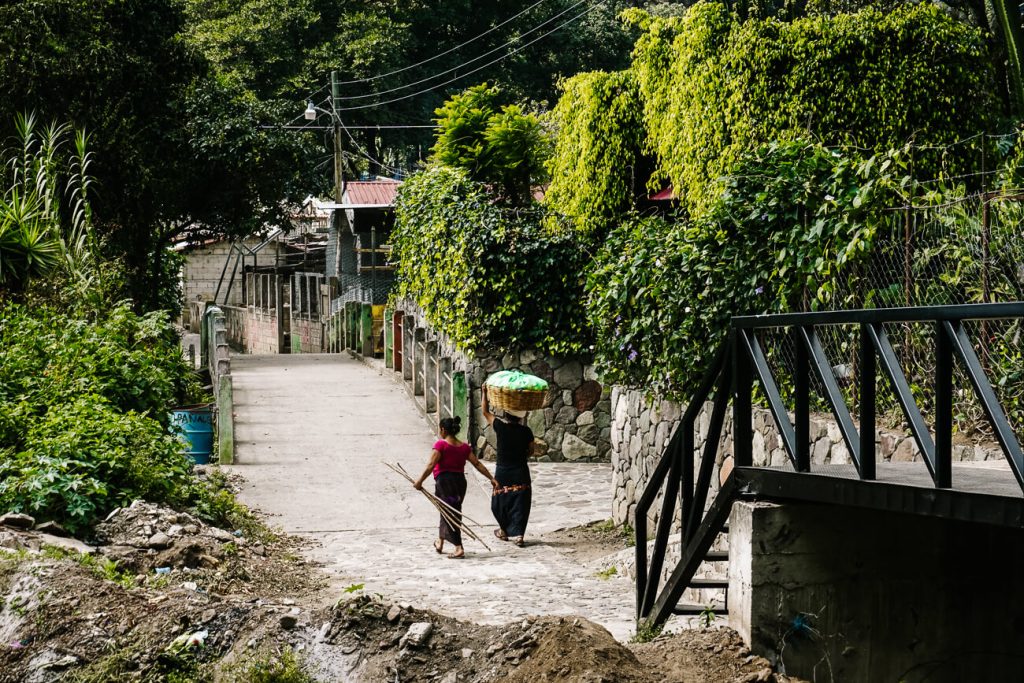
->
<box><xmin>635</xmin><ymin>302</ymin><xmax>1024</xmax><ymax>632</ymax></box>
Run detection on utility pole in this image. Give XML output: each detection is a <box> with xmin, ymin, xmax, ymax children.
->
<box><xmin>330</xmin><ymin>70</ymin><xmax>350</xmax><ymax>282</ymax></box>
<box><xmin>331</xmin><ymin>71</ymin><xmax>345</xmax><ymax>206</ymax></box>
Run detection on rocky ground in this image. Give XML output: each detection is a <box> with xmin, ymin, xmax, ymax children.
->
<box><xmin>0</xmin><ymin>500</ymin><xmax>798</xmax><ymax>682</ymax></box>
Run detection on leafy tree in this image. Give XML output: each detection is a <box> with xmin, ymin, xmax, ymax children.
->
<box><xmin>430</xmin><ymin>84</ymin><xmax>551</xmax><ymax>203</ymax></box>
<box><xmin>626</xmin><ymin>2</ymin><xmax>1001</xmax><ymax>217</ymax></box>
<box><xmin>544</xmin><ymin>70</ymin><xmax>650</xmax><ymax>237</ymax></box>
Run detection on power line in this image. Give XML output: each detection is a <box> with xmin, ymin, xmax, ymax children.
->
<box><xmin>262</xmin><ymin>124</ymin><xmax>435</xmax><ymax>131</ymax></box>
<box><xmin>334</xmin><ymin>1</ymin><xmax>605</xmax><ymax>112</ymax></box>
<box><xmin>335</xmin><ymin>0</ymin><xmax>554</xmax><ymax>85</ymax></box>
<box><xmin>336</xmin><ymin>0</ymin><xmax>593</xmax><ymax>102</ymax></box>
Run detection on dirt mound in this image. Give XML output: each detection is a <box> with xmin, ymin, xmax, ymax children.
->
<box><xmin>503</xmin><ymin>616</ymin><xmax>651</xmax><ymax>683</ymax></box>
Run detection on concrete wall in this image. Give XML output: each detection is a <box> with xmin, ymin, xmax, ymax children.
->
<box><xmin>610</xmin><ymin>387</ymin><xmax>1006</xmax><ymax>526</ymax></box>
<box><xmin>730</xmin><ymin>500</ymin><xmax>1024</xmax><ymax>682</ymax></box>
<box><xmin>290</xmin><ymin>316</ymin><xmax>324</xmax><ymax>354</ymax></box>
<box><xmin>181</xmin><ymin>239</ymin><xmax>281</xmax><ymax>323</ymax></box>
<box><xmin>244</xmin><ymin>311</ymin><xmax>280</xmax><ymax>355</ymax></box>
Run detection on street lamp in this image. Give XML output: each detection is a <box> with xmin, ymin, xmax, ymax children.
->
<box><xmin>304</xmin><ymin>101</ymin><xmax>317</xmax><ymax>121</ymax></box>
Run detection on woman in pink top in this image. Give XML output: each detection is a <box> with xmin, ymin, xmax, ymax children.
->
<box><xmin>413</xmin><ymin>416</ymin><xmax>498</xmax><ymax>559</ymax></box>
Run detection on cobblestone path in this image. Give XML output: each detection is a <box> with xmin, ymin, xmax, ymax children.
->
<box><xmin>228</xmin><ymin>354</ymin><xmax>636</xmax><ymax>641</ymax></box>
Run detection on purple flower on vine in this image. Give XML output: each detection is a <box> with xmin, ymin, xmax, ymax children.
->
<box><xmin>755</xmin><ymin>286</ymin><xmax>764</xmax><ymax>295</ymax></box>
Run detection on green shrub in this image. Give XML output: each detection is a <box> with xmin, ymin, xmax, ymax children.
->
<box><xmin>0</xmin><ymin>397</ymin><xmax>192</xmax><ymax>532</ymax></box>
<box><xmin>587</xmin><ymin>140</ymin><xmax>911</xmax><ymax>397</ymax></box>
<box><xmin>392</xmin><ymin>166</ymin><xmax>592</xmax><ymax>355</ymax></box>
<box><xmin>544</xmin><ymin>70</ymin><xmax>649</xmax><ymax>237</ymax></box>
<box><xmin>625</xmin><ymin>2</ymin><xmax>1000</xmax><ymax>216</ymax></box>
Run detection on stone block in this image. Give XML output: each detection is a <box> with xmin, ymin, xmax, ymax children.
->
<box><xmin>555</xmin><ymin>406</ymin><xmax>576</xmax><ymax>425</ymax></box>
<box><xmin>530</xmin><ymin>359</ymin><xmax>553</xmax><ymax>382</ymax></box>
<box><xmin>576</xmin><ymin>411</ymin><xmax>595</xmax><ymax>426</ymax></box>
<box><xmin>892</xmin><ymin>438</ymin><xmax>916</xmax><ymax>462</ymax></box>
<box><xmin>520</xmin><ymin>349</ymin><xmax>538</xmax><ymax>365</ymax></box>
<box><xmin>562</xmin><ymin>434</ymin><xmax>597</xmax><ymax>461</ymax></box>
<box><xmin>527</xmin><ymin>410</ymin><xmax>546</xmax><ymax>435</ymax></box>
<box><xmin>553</xmin><ymin>360</ymin><xmax>583</xmax><ymax>388</ymax></box>
<box><xmin>543</xmin><ymin>424</ymin><xmax>565</xmax><ymax>449</ymax></box>
<box><xmin>562</xmin><ymin>390</ymin><xmax>573</xmax><ymax>406</ymax></box>
<box><xmin>595</xmin><ymin>410</ymin><xmax>612</xmax><ymax>429</ymax></box>
<box><xmin>573</xmin><ymin>380</ymin><xmax>603</xmax><ymax>412</ymax></box>
<box><xmin>578</xmin><ymin>424</ymin><xmax>599</xmax><ymax>444</ymax></box>
<box><xmin>812</xmin><ymin>437</ymin><xmax>831</xmax><ymax>465</ymax></box>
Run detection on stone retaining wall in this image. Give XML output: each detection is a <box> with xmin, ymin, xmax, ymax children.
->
<box><xmin>610</xmin><ymin>386</ymin><xmax>1005</xmax><ymax>527</ymax></box>
<box><xmin>395</xmin><ymin>299</ymin><xmax>611</xmax><ymax>463</ymax></box>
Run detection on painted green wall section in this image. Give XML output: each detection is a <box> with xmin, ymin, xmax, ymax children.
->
<box><xmin>217</xmin><ymin>375</ymin><xmax>234</xmax><ymax>464</ymax></box>
<box><xmin>384</xmin><ymin>308</ymin><xmax>394</xmax><ymax>366</ymax></box>
<box><xmin>452</xmin><ymin>371</ymin><xmax>469</xmax><ymax>435</ymax></box>
<box><xmin>346</xmin><ymin>302</ymin><xmax>360</xmax><ymax>350</ymax></box>
<box><xmin>360</xmin><ymin>303</ymin><xmax>374</xmax><ymax>356</ymax></box>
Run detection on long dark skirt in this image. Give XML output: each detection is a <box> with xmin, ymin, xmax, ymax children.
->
<box><xmin>491</xmin><ymin>485</ymin><xmax>532</xmax><ymax>538</ymax></box>
<box><xmin>434</xmin><ymin>472</ymin><xmax>467</xmax><ymax>545</ymax></box>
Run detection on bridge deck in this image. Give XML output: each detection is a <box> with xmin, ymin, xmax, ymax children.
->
<box><xmin>737</xmin><ymin>461</ymin><xmax>1024</xmax><ymax>528</ymax></box>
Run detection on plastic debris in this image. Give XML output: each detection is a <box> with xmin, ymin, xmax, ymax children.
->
<box><xmin>154</xmin><ymin>567</ymin><xmax>171</xmax><ymax>575</ymax></box>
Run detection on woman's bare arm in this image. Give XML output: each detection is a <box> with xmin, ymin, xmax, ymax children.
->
<box><xmin>468</xmin><ymin>450</ymin><xmax>499</xmax><ymax>488</ymax></box>
<box><xmin>413</xmin><ymin>450</ymin><xmax>442</xmax><ymax>489</ymax></box>
<box><xmin>482</xmin><ymin>387</ymin><xmax>496</xmax><ymax>426</ymax></box>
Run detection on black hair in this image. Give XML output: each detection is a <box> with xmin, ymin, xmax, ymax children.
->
<box><xmin>440</xmin><ymin>416</ymin><xmax>462</xmax><ymax>436</ymax></box>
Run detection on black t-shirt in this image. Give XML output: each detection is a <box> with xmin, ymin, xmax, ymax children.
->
<box><xmin>492</xmin><ymin>417</ymin><xmax>533</xmax><ymax>485</ymax></box>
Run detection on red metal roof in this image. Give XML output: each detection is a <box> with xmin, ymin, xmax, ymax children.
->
<box><xmin>648</xmin><ymin>186</ymin><xmax>677</xmax><ymax>201</ymax></box>
<box><xmin>343</xmin><ymin>180</ymin><xmax>401</xmax><ymax>207</ymax></box>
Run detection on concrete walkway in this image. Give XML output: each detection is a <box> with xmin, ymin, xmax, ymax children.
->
<box><xmin>227</xmin><ymin>354</ymin><xmax>636</xmax><ymax>640</ymax></box>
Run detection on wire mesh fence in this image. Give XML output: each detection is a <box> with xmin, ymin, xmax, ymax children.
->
<box><xmin>760</xmin><ymin>192</ymin><xmax>1024</xmax><ymax>443</ymax></box>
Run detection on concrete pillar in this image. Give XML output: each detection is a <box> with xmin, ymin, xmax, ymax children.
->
<box><xmin>360</xmin><ymin>303</ymin><xmax>374</xmax><ymax>357</ymax></box>
<box><xmin>453</xmin><ymin>370</ymin><xmax>469</xmax><ymax>437</ymax></box>
<box><xmin>217</xmin><ymin>375</ymin><xmax>234</xmax><ymax>464</ymax></box>
<box><xmin>384</xmin><ymin>307</ymin><xmax>394</xmax><ymax>368</ymax></box>
<box><xmin>730</xmin><ymin>500</ymin><xmax>1024</xmax><ymax>681</ymax></box>
<box><xmin>412</xmin><ymin>327</ymin><xmax>425</xmax><ymax>396</ymax></box>
<box><xmin>425</xmin><ymin>340</ymin><xmax>438</xmax><ymax>413</ymax></box>
<box><xmin>402</xmin><ymin>315</ymin><xmax>414</xmax><ymax>381</ymax></box>
<box><xmin>438</xmin><ymin>357</ymin><xmax>452</xmax><ymax>422</ymax></box>
<box><xmin>392</xmin><ymin>310</ymin><xmax>405</xmax><ymax>372</ymax></box>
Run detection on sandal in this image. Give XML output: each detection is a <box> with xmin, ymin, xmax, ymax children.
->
<box><xmin>493</xmin><ymin>529</ymin><xmax>508</xmax><ymax>542</ymax></box>
<box><xmin>433</xmin><ymin>539</ymin><xmax>444</xmax><ymax>554</ymax></box>
<box><xmin>512</xmin><ymin>536</ymin><xmax>525</xmax><ymax>547</ymax></box>
<box><xmin>447</xmin><ymin>550</ymin><xmax>465</xmax><ymax>560</ymax></box>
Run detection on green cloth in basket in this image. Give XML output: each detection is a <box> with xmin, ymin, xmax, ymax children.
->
<box><xmin>485</xmin><ymin>370</ymin><xmax>549</xmax><ymax>392</ymax></box>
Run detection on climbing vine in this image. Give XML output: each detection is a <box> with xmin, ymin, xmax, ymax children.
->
<box><xmin>625</xmin><ymin>2</ymin><xmax>1000</xmax><ymax>216</ymax></box>
<box><xmin>543</xmin><ymin>70</ymin><xmax>649</xmax><ymax>237</ymax></box>
<box><xmin>392</xmin><ymin>167</ymin><xmax>593</xmax><ymax>355</ymax></box>
<box><xmin>586</xmin><ymin>140</ymin><xmax>913</xmax><ymax>398</ymax></box>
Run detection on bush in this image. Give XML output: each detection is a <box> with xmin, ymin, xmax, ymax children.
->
<box><xmin>626</xmin><ymin>2</ymin><xmax>1000</xmax><ymax>216</ymax></box>
<box><xmin>392</xmin><ymin>166</ymin><xmax>592</xmax><ymax>355</ymax></box>
<box><xmin>0</xmin><ymin>397</ymin><xmax>192</xmax><ymax>533</ymax></box>
<box><xmin>544</xmin><ymin>70</ymin><xmax>649</xmax><ymax>237</ymax></box>
<box><xmin>0</xmin><ymin>300</ymin><xmax>208</xmax><ymax>533</ymax></box>
<box><xmin>587</xmin><ymin>140</ymin><xmax>911</xmax><ymax>397</ymax></box>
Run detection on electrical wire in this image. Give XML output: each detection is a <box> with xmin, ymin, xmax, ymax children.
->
<box><xmin>335</xmin><ymin>0</ymin><xmax>554</xmax><ymax>85</ymax></box>
<box><xmin>335</xmin><ymin>0</ymin><xmax>593</xmax><ymax>101</ymax></box>
<box><xmin>340</xmin><ymin>122</ymin><xmax>404</xmax><ymax>175</ymax></box>
<box><xmin>334</xmin><ymin>1</ymin><xmax>605</xmax><ymax>112</ymax></box>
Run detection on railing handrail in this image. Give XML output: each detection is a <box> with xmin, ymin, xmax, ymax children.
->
<box><xmin>636</xmin><ymin>302</ymin><xmax>1024</xmax><ymax>631</ymax></box>
<box><xmin>733</xmin><ymin>301</ymin><xmax>1024</xmax><ymax>328</ymax></box>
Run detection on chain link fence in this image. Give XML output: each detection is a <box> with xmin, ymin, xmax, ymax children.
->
<box><xmin>759</xmin><ymin>192</ymin><xmax>1024</xmax><ymax>442</ymax></box>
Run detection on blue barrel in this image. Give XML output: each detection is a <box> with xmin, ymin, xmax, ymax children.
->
<box><xmin>170</xmin><ymin>404</ymin><xmax>214</xmax><ymax>465</ymax></box>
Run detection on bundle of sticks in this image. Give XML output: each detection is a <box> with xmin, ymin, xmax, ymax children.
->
<box><xmin>383</xmin><ymin>461</ymin><xmax>492</xmax><ymax>551</ymax></box>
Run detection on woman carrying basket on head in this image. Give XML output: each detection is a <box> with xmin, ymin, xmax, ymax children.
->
<box><xmin>413</xmin><ymin>416</ymin><xmax>498</xmax><ymax>559</ymax></box>
<box><xmin>482</xmin><ymin>387</ymin><xmax>536</xmax><ymax>547</ymax></box>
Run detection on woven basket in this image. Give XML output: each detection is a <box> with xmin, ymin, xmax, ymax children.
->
<box><xmin>486</xmin><ymin>384</ymin><xmax>547</xmax><ymax>412</ymax></box>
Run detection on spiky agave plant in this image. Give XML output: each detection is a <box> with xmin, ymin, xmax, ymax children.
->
<box><xmin>0</xmin><ymin>112</ymin><xmax>97</xmax><ymax>295</ymax></box>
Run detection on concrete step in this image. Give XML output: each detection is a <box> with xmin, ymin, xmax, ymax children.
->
<box><xmin>704</xmin><ymin>550</ymin><xmax>729</xmax><ymax>562</ymax></box>
<box><xmin>672</xmin><ymin>601</ymin><xmax>727</xmax><ymax>616</ymax></box>
<box><xmin>688</xmin><ymin>578</ymin><xmax>729</xmax><ymax>589</ymax></box>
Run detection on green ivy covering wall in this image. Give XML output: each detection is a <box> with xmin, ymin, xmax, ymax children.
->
<box><xmin>626</xmin><ymin>2</ymin><xmax>1001</xmax><ymax>216</ymax></box>
<box><xmin>392</xmin><ymin>166</ymin><xmax>593</xmax><ymax>355</ymax></box>
<box><xmin>586</xmin><ymin>140</ymin><xmax>913</xmax><ymax>398</ymax></box>
<box><xmin>544</xmin><ymin>70</ymin><xmax>648</xmax><ymax>237</ymax></box>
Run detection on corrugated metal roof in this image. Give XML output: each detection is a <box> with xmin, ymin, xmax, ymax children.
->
<box><xmin>343</xmin><ymin>180</ymin><xmax>401</xmax><ymax>207</ymax></box>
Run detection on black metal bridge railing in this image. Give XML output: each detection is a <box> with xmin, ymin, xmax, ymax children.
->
<box><xmin>635</xmin><ymin>302</ymin><xmax>1024</xmax><ymax>631</ymax></box>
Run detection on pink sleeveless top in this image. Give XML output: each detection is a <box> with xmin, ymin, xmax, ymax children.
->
<box><xmin>433</xmin><ymin>440</ymin><xmax>471</xmax><ymax>477</ymax></box>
